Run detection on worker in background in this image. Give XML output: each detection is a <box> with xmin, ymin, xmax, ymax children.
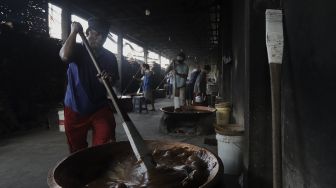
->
<box><xmin>139</xmin><ymin>63</ymin><xmax>155</xmax><ymax>111</ymax></box>
<box><xmin>166</xmin><ymin>52</ymin><xmax>189</xmax><ymax>111</ymax></box>
<box><xmin>186</xmin><ymin>65</ymin><xmax>201</xmax><ymax>105</ymax></box>
<box><xmin>166</xmin><ymin>70</ymin><xmax>174</xmax><ymax>99</ymax></box>
<box><xmin>59</xmin><ymin>18</ymin><xmax>119</xmax><ymax>153</ymax></box>
<box><xmin>194</xmin><ymin>65</ymin><xmax>211</xmax><ymax>104</ymax></box>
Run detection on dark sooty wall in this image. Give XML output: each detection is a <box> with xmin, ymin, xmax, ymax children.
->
<box><xmin>248</xmin><ymin>3</ymin><xmax>273</xmax><ymax>188</ymax></box>
<box><xmin>231</xmin><ymin>0</ymin><xmax>248</xmax><ymax>128</ymax></box>
<box><xmin>218</xmin><ymin>0</ymin><xmax>232</xmax><ymax>100</ymax></box>
<box><xmin>0</xmin><ymin>0</ymin><xmax>48</xmax><ymax>35</ymax></box>
<box><xmin>282</xmin><ymin>0</ymin><xmax>336</xmax><ymax>187</ymax></box>
<box><xmin>0</xmin><ymin>28</ymin><xmax>66</xmax><ymax>135</ymax></box>
<box><xmin>220</xmin><ymin>0</ymin><xmax>273</xmax><ymax>186</ymax></box>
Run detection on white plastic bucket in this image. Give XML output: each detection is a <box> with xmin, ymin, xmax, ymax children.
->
<box><xmin>216</xmin><ymin>133</ymin><xmax>243</xmax><ymax>175</ymax></box>
<box><xmin>58</xmin><ymin>110</ymin><xmax>65</xmax><ymax>132</ymax></box>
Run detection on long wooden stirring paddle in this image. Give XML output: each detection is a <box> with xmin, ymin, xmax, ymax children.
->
<box><xmin>79</xmin><ymin>32</ymin><xmax>156</xmax><ymax>173</ymax></box>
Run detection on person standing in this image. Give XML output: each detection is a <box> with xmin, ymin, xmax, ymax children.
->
<box><xmin>166</xmin><ymin>52</ymin><xmax>189</xmax><ymax>111</ymax></box>
<box><xmin>186</xmin><ymin>65</ymin><xmax>201</xmax><ymax>105</ymax></box>
<box><xmin>166</xmin><ymin>71</ymin><xmax>174</xmax><ymax>99</ymax></box>
<box><xmin>141</xmin><ymin>63</ymin><xmax>155</xmax><ymax>111</ymax></box>
<box><xmin>194</xmin><ymin>65</ymin><xmax>211</xmax><ymax>103</ymax></box>
<box><xmin>59</xmin><ymin>18</ymin><xmax>119</xmax><ymax>153</ymax></box>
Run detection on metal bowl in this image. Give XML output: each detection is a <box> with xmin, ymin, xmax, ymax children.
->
<box><xmin>160</xmin><ymin>106</ymin><xmax>216</xmax><ymax>134</ymax></box>
<box><xmin>48</xmin><ymin>141</ymin><xmax>223</xmax><ymax>188</ymax></box>
<box><xmin>160</xmin><ymin>106</ymin><xmax>216</xmax><ymax>115</ymax></box>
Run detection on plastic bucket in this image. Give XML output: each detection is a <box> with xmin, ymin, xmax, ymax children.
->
<box><xmin>57</xmin><ymin>110</ymin><xmax>65</xmax><ymax>132</ymax></box>
<box><xmin>215</xmin><ymin>125</ymin><xmax>244</xmax><ymax>175</ymax></box>
<box><xmin>215</xmin><ymin>102</ymin><xmax>231</xmax><ymax>125</ymax></box>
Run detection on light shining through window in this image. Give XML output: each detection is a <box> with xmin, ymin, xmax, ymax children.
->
<box><xmin>148</xmin><ymin>50</ymin><xmax>159</xmax><ymax>63</ymax></box>
<box><xmin>71</xmin><ymin>15</ymin><xmax>88</xmax><ymax>43</ymax></box>
<box><xmin>123</xmin><ymin>39</ymin><xmax>144</xmax><ymax>62</ymax></box>
<box><xmin>161</xmin><ymin>56</ymin><xmax>170</xmax><ymax>69</ymax></box>
<box><xmin>103</xmin><ymin>32</ymin><xmax>118</xmax><ymax>54</ymax></box>
<box><xmin>48</xmin><ymin>3</ymin><xmax>62</xmax><ymax>39</ymax></box>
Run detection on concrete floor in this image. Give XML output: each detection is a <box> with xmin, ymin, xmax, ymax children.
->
<box><xmin>0</xmin><ymin>98</ymin><xmax>240</xmax><ymax>188</ymax></box>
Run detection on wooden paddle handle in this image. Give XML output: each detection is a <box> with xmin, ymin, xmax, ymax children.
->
<box><xmin>270</xmin><ymin>63</ymin><xmax>282</xmax><ymax>188</ymax></box>
<box><xmin>79</xmin><ymin>32</ymin><xmax>155</xmax><ymax>172</ymax></box>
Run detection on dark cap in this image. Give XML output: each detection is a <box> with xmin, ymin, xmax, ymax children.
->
<box><xmin>87</xmin><ymin>17</ymin><xmax>110</xmax><ymax>36</ymax></box>
<box><xmin>204</xmin><ymin>64</ymin><xmax>211</xmax><ymax>71</ymax></box>
<box><xmin>177</xmin><ymin>51</ymin><xmax>186</xmax><ymax>60</ymax></box>
<box><xmin>142</xmin><ymin>63</ymin><xmax>150</xmax><ymax>69</ymax></box>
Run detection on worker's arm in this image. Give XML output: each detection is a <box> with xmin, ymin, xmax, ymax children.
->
<box><xmin>59</xmin><ymin>22</ymin><xmax>83</xmax><ymax>63</ymax></box>
<box><xmin>176</xmin><ymin>72</ymin><xmax>188</xmax><ymax>79</ymax></box>
<box><xmin>97</xmin><ymin>54</ymin><xmax>120</xmax><ymax>86</ymax></box>
<box><xmin>132</xmin><ymin>75</ymin><xmax>142</xmax><ymax>82</ymax></box>
<box><xmin>176</xmin><ymin>65</ymin><xmax>189</xmax><ymax>79</ymax></box>
<box><xmin>165</xmin><ymin>60</ymin><xmax>175</xmax><ymax>74</ymax></box>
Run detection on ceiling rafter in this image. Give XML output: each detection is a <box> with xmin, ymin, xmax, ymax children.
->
<box><xmin>51</xmin><ymin>0</ymin><xmax>220</xmax><ymax>59</ymax></box>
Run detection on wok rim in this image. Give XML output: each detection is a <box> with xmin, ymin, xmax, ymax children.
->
<box><xmin>160</xmin><ymin>106</ymin><xmax>216</xmax><ymax>115</ymax></box>
<box><xmin>47</xmin><ymin>140</ymin><xmax>223</xmax><ymax>188</ymax></box>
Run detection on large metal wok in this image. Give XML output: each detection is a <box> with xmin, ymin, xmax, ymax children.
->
<box><xmin>48</xmin><ymin>140</ymin><xmax>223</xmax><ymax>188</ymax></box>
<box><xmin>160</xmin><ymin>106</ymin><xmax>216</xmax><ymax>115</ymax></box>
<box><xmin>160</xmin><ymin>106</ymin><xmax>216</xmax><ymax>135</ymax></box>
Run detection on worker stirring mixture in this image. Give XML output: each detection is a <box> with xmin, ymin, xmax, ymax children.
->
<box><xmin>86</xmin><ymin>147</ymin><xmax>210</xmax><ymax>188</ymax></box>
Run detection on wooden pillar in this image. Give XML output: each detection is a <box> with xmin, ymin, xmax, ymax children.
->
<box><xmin>61</xmin><ymin>4</ymin><xmax>71</xmax><ymax>43</ymax></box>
<box><xmin>144</xmin><ymin>47</ymin><xmax>148</xmax><ymax>64</ymax></box>
<box><xmin>117</xmin><ymin>33</ymin><xmax>124</xmax><ymax>91</ymax></box>
<box><xmin>158</xmin><ymin>52</ymin><xmax>162</xmax><ymax>67</ymax></box>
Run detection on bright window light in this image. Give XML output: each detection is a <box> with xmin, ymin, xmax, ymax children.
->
<box><xmin>161</xmin><ymin>56</ymin><xmax>170</xmax><ymax>69</ymax></box>
<box><xmin>103</xmin><ymin>32</ymin><xmax>118</xmax><ymax>54</ymax></box>
<box><xmin>71</xmin><ymin>15</ymin><xmax>88</xmax><ymax>43</ymax></box>
<box><xmin>148</xmin><ymin>50</ymin><xmax>159</xmax><ymax>63</ymax></box>
<box><xmin>123</xmin><ymin>39</ymin><xmax>144</xmax><ymax>62</ymax></box>
<box><xmin>48</xmin><ymin>3</ymin><xmax>62</xmax><ymax>39</ymax></box>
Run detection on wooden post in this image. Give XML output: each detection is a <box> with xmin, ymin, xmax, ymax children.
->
<box><xmin>270</xmin><ymin>63</ymin><xmax>282</xmax><ymax>188</ymax></box>
<box><xmin>144</xmin><ymin>47</ymin><xmax>148</xmax><ymax>64</ymax></box>
<box><xmin>266</xmin><ymin>9</ymin><xmax>284</xmax><ymax>188</ymax></box>
<box><xmin>158</xmin><ymin>51</ymin><xmax>162</xmax><ymax>70</ymax></box>
<box><xmin>117</xmin><ymin>33</ymin><xmax>123</xmax><ymax>91</ymax></box>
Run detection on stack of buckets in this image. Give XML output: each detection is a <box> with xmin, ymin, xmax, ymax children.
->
<box><xmin>58</xmin><ymin>109</ymin><xmax>65</xmax><ymax>132</ymax></box>
<box><xmin>215</xmin><ymin>102</ymin><xmax>244</xmax><ymax>175</ymax></box>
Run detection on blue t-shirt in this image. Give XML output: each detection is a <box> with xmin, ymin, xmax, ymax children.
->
<box><xmin>190</xmin><ymin>69</ymin><xmax>201</xmax><ymax>85</ymax></box>
<box><xmin>64</xmin><ymin>44</ymin><xmax>119</xmax><ymax>115</ymax></box>
<box><xmin>142</xmin><ymin>70</ymin><xmax>153</xmax><ymax>91</ymax></box>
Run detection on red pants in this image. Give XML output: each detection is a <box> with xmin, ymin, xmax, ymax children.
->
<box><xmin>64</xmin><ymin>106</ymin><xmax>116</xmax><ymax>153</ymax></box>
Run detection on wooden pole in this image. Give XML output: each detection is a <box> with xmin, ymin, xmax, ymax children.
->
<box><xmin>270</xmin><ymin>63</ymin><xmax>282</xmax><ymax>188</ymax></box>
<box><xmin>117</xmin><ymin>33</ymin><xmax>124</xmax><ymax>92</ymax></box>
<box><xmin>79</xmin><ymin>32</ymin><xmax>155</xmax><ymax>173</ymax></box>
<box><xmin>266</xmin><ymin>9</ymin><xmax>284</xmax><ymax>188</ymax></box>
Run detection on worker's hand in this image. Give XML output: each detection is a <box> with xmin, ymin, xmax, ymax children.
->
<box><xmin>97</xmin><ymin>70</ymin><xmax>112</xmax><ymax>83</ymax></box>
<box><xmin>70</xmin><ymin>22</ymin><xmax>83</xmax><ymax>35</ymax></box>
